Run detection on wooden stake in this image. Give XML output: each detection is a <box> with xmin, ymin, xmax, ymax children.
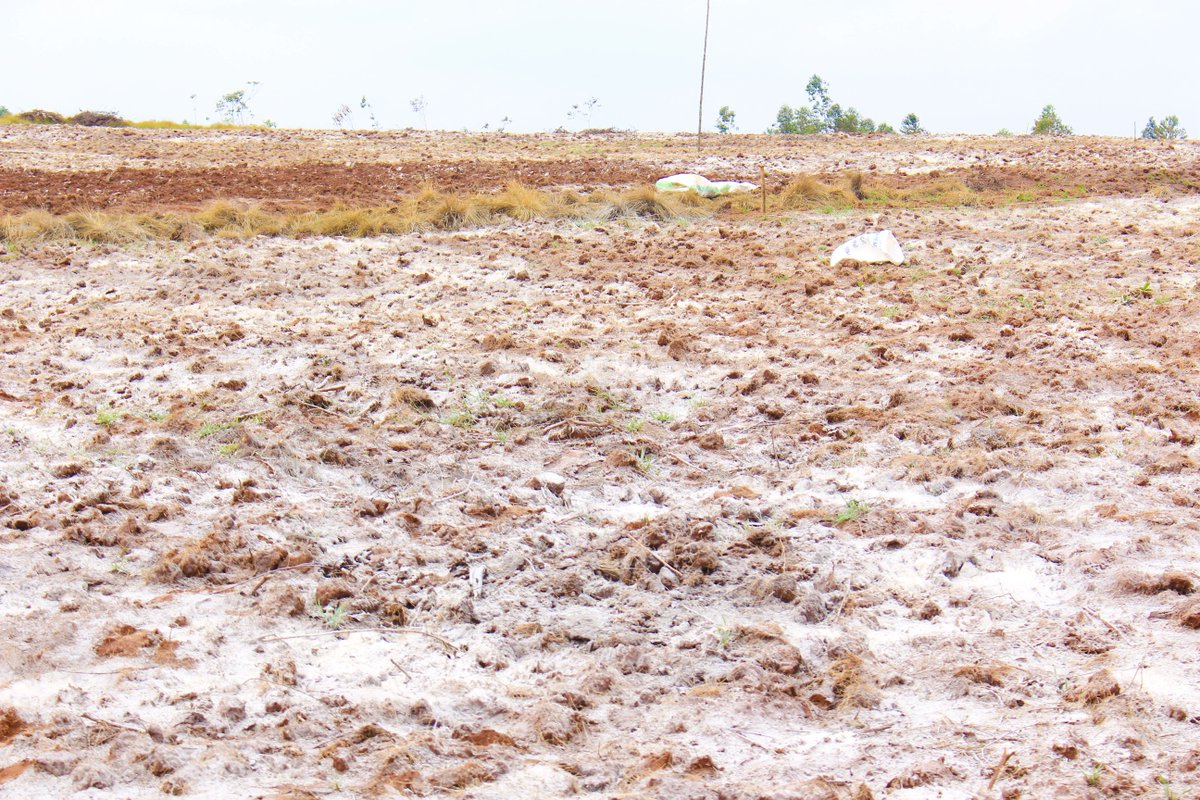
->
<box><xmin>759</xmin><ymin>165</ymin><xmax>767</xmax><ymax>213</ymax></box>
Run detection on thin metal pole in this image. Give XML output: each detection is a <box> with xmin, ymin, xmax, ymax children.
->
<box><xmin>697</xmin><ymin>0</ymin><xmax>710</xmax><ymax>153</ymax></box>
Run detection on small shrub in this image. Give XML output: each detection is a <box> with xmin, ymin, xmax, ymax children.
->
<box><xmin>69</xmin><ymin>110</ymin><xmax>129</xmax><ymax>127</ymax></box>
<box><xmin>16</xmin><ymin>109</ymin><xmax>66</xmax><ymax>124</ymax></box>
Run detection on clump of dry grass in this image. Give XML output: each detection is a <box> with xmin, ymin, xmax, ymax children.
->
<box><xmin>194</xmin><ymin>201</ymin><xmax>282</xmax><ymax>237</ymax></box>
<box><xmin>288</xmin><ymin>204</ymin><xmax>401</xmax><ymax>238</ymax></box>
<box><xmin>777</xmin><ymin>175</ymin><xmax>857</xmax><ymax>210</ymax></box>
<box><xmin>485</xmin><ymin>181</ymin><xmax>556</xmax><ymax>222</ymax></box>
<box><xmin>591</xmin><ymin>186</ymin><xmax>697</xmax><ymax>221</ymax></box>
<box><xmin>65</xmin><ymin>211</ymin><xmax>155</xmax><ymax>243</ymax></box>
<box><xmin>867</xmin><ymin>177</ymin><xmax>981</xmax><ymax>207</ymax></box>
<box><xmin>0</xmin><ymin>209</ymin><xmax>73</xmax><ymax>244</ymax></box>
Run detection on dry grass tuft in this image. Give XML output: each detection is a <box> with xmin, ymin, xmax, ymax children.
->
<box><xmin>871</xmin><ymin>177</ymin><xmax>981</xmax><ymax>207</ymax></box>
<box><xmin>194</xmin><ymin>201</ymin><xmax>282</xmax><ymax>237</ymax></box>
<box><xmin>486</xmin><ymin>182</ymin><xmax>555</xmax><ymax>222</ymax></box>
<box><xmin>0</xmin><ymin>209</ymin><xmax>73</xmax><ymax>244</ymax></box>
<box><xmin>777</xmin><ymin>175</ymin><xmax>857</xmax><ymax>210</ymax></box>
<box><xmin>847</xmin><ymin>171</ymin><xmax>867</xmax><ymax>200</ymax></box>
<box><xmin>593</xmin><ymin>187</ymin><xmax>695</xmax><ymax>221</ymax></box>
<box><xmin>391</xmin><ymin>387</ymin><xmax>435</xmax><ymax>409</ymax></box>
<box><xmin>65</xmin><ymin>211</ymin><xmax>154</xmax><ymax>243</ymax></box>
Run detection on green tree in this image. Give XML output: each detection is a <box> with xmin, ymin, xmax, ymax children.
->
<box><xmin>716</xmin><ymin>105</ymin><xmax>736</xmax><ymax>134</ymax></box>
<box><xmin>1141</xmin><ymin>115</ymin><xmax>1187</xmax><ymax>140</ymax></box>
<box><xmin>832</xmin><ymin>105</ymin><xmax>875</xmax><ymax>133</ymax></box>
<box><xmin>805</xmin><ymin>75</ymin><xmax>831</xmax><ymax>118</ymax></box>
<box><xmin>216</xmin><ymin>89</ymin><xmax>250</xmax><ymax>124</ymax></box>
<box><xmin>1031</xmin><ymin>104</ymin><xmax>1072</xmax><ymax>135</ymax></box>
<box><xmin>901</xmin><ymin>113</ymin><xmax>925</xmax><ymax>135</ymax></box>
<box><xmin>768</xmin><ymin>103</ymin><xmax>824</xmax><ymax>134</ymax></box>
<box><xmin>0</xmin><ymin>105</ymin><xmax>9</xmax><ymax>117</ymax></box>
<box><xmin>877</xmin><ymin>122</ymin><xmax>896</xmax><ymax>134</ymax></box>
<box><xmin>768</xmin><ymin>75</ymin><xmax>876</xmax><ymax>134</ymax></box>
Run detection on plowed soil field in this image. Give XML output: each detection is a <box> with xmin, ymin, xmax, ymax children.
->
<box><xmin>1</xmin><ymin>127</ymin><xmax>1199</xmax><ymax>799</ymax></box>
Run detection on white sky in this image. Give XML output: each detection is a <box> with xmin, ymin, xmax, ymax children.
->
<box><xmin>3</xmin><ymin>0</ymin><xmax>1196</xmax><ymax>136</ymax></box>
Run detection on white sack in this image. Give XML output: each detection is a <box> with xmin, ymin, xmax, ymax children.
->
<box><xmin>830</xmin><ymin>230</ymin><xmax>905</xmax><ymax>267</ymax></box>
<box><xmin>656</xmin><ymin>173</ymin><xmax>757</xmax><ymax>198</ymax></box>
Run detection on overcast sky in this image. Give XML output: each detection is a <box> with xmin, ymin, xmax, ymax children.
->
<box><xmin>3</xmin><ymin>1</ymin><xmax>1197</xmax><ymax>136</ymax></box>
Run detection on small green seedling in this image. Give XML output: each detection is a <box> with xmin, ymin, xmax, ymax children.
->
<box><xmin>313</xmin><ymin>594</ymin><xmax>350</xmax><ymax>629</ymax></box>
<box><xmin>833</xmin><ymin>499</ymin><xmax>870</xmax><ymax>526</ymax></box>
<box><xmin>95</xmin><ymin>407</ymin><xmax>122</xmax><ymax>428</ymax></box>
<box><xmin>197</xmin><ymin>420</ymin><xmax>235</xmax><ymax>438</ymax></box>
<box><xmin>1085</xmin><ymin>763</ymin><xmax>1104</xmax><ymax>787</ymax></box>
<box><xmin>635</xmin><ymin>448</ymin><xmax>656</xmax><ymax>474</ymax></box>
<box><xmin>650</xmin><ymin>410</ymin><xmax>675</xmax><ymax>423</ymax></box>
<box><xmin>625</xmin><ymin>418</ymin><xmax>645</xmax><ymax>433</ymax></box>
<box><xmin>443</xmin><ymin>409</ymin><xmax>477</xmax><ymax>429</ymax></box>
<box><xmin>1157</xmin><ymin>775</ymin><xmax>1180</xmax><ymax>800</ymax></box>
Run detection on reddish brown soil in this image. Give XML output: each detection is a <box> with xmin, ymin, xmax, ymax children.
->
<box><xmin>0</xmin><ymin>160</ymin><xmax>661</xmax><ymax>213</ymax></box>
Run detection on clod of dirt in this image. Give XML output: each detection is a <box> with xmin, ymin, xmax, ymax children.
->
<box><xmin>481</xmin><ymin>332</ymin><xmax>515</xmax><ymax>351</ymax></box>
<box><xmin>0</xmin><ymin>760</ymin><xmax>32</xmax><ymax>786</ymax></box>
<box><xmin>685</xmin><ymin>755</ymin><xmax>720</xmax><ymax>776</ymax></box>
<box><xmin>429</xmin><ymin>761</ymin><xmax>499</xmax><ymax>790</ymax></box>
<box><xmin>71</xmin><ymin>762</ymin><xmax>116</xmax><ymax>790</ymax></box>
<box><xmin>1063</xmin><ymin>669</ymin><xmax>1120</xmax><ymax>704</ymax></box>
<box><xmin>605</xmin><ymin>450</ymin><xmax>638</xmax><ymax>468</ymax></box>
<box><xmin>527</xmin><ymin>472</ymin><xmax>566</xmax><ymax>495</ymax></box>
<box><xmin>95</xmin><ymin>625</ymin><xmax>160</xmax><ymax>658</ymax></box>
<box><xmin>1114</xmin><ymin>569</ymin><xmax>1195</xmax><ymax>596</ymax></box>
<box><xmin>353</xmin><ymin>497</ymin><xmax>389</xmax><ymax>517</ymax></box>
<box><xmin>696</xmin><ymin>431</ymin><xmax>724</xmax><ymax>450</ymax></box>
<box><xmin>391</xmin><ymin>387</ymin><xmax>435</xmax><ymax>409</ymax></box>
<box><xmin>452</xmin><ymin>728</ymin><xmax>520</xmax><ymax>748</ymax></box>
<box><xmin>49</xmin><ymin>461</ymin><xmax>87</xmax><ymax>479</ymax></box>
<box><xmin>750</xmin><ymin>573</ymin><xmax>798</xmax><ymax>603</ymax></box>
<box><xmin>886</xmin><ymin>759</ymin><xmax>961</xmax><ymax>789</ymax></box>
<box><xmin>1177</xmin><ymin>599</ymin><xmax>1200</xmax><ymax>629</ymax></box>
<box><xmin>829</xmin><ymin>653</ymin><xmax>880</xmax><ymax>709</ymax></box>
<box><xmin>529</xmin><ymin>701</ymin><xmax>582</xmax><ymax>745</ymax></box>
<box><xmin>0</xmin><ymin>708</ymin><xmax>28</xmax><ymax>745</ymax></box>
<box><xmin>314</xmin><ymin>580</ymin><xmax>354</xmax><ymax>607</ymax></box>
<box><xmin>953</xmin><ymin>664</ymin><xmax>1012</xmax><ymax>687</ymax></box>
<box><xmin>666</xmin><ymin>339</ymin><xmax>689</xmax><ymax>360</ymax></box>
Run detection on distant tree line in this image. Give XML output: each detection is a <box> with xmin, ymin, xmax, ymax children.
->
<box><xmin>713</xmin><ymin>78</ymin><xmax>1187</xmax><ymax>139</ymax></box>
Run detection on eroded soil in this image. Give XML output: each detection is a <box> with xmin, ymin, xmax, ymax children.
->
<box><xmin>0</xmin><ymin>128</ymin><xmax>1199</xmax><ymax>799</ymax></box>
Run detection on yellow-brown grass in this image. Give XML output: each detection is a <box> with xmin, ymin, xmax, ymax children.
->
<box><xmin>0</xmin><ymin>184</ymin><xmax>712</xmax><ymax>247</ymax></box>
<box><xmin>867</xmin><ymin>177</ymin><xmax>981</xmax><ymax>207</ymax></box>
<box><xmin>777</xmin><ymin>175</ymin><xmax>857</xmax><ymax>210</ymax></box>
<box><xmin>0</xmin><ymin>210</ymin><xmax>74</xmax><ymax>244</ymax></box>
